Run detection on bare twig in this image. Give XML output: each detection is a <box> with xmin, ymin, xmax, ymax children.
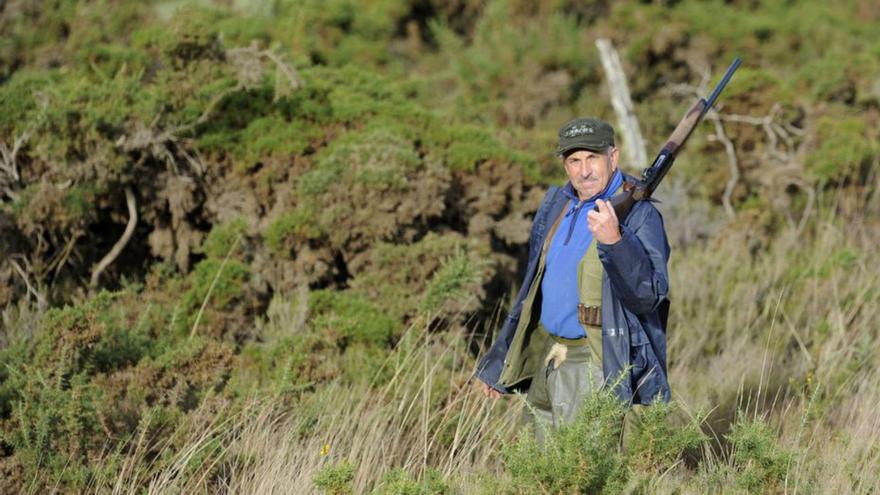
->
<box><xmin>0</xmin><ymin>130</ymin><xmax>28</xmax><ymax>182</ymax></box>
<box><xmin>48</xmin><ymin>229</ymin><xmax>83</xmax><ymax>282</ymax></box>
<box><xmin>0</xmin><ymin>131</ymin><xmax>31</xmax><ymax>202</ymax></box>
<box><xmin>707</xmin><ymin>110</ymin><xmax>740</xmax><ymax>219</ymax></box>
<box><xmin>669</xmin><ymin>76</ymin><xmax>814</xmax><ymax>226</ymax></box>
<box><xmin>111</xmin><ymin>44</ymin><xmax>300</xmax><ymax>181</ymax></box>
<box><xmin>720</xmin><ymin>103</ymin><xmax>791</xmax><ymax>162</ymax></box>
<box><xmin>90</xmin><ymin>187</ymin><xmax>138</xmax><ymax>288</ymax></box>
<box><xmin>717</xmin><ymin>104</ymin><xmax>814</xmax><ymax>231</ymax></box>
<box><xmin>9</xmin><ymin>258</ymin><xmax>47</xmax><ymax>308</ymax></box>
<box><xmin>261</xmin><ymin>49</ymin><xmax>303</xmax><ymax>101</ymax></box>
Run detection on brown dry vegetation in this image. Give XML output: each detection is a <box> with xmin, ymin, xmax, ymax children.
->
<box><xmin>1</xmin><ymin>0</ymin><xmax>879</xmax><ymax>493</ymax></box>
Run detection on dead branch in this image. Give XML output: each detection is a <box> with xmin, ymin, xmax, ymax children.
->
<box><xmin>90</xmin><ymin>187</ymin><xmax>138</xmax><ymax>288</ymax></box>
<box><xmin>668</xmin><ymin>75</ymin><xmax>815</xmax><ymax>225</ymax></box>
<box><xmin>717</xmin><ymin>104</ymin><xmax>814</xmax><ymax>231</ymax></box>
<box><xmin>261</xmin><ymin>49</ymin><xmax>303</xmax><ymax>101</ymax></box>
<box><xmin>49</xmin><ymin>229</ymin><xmax>83</xmax><ymax>283</ymax></box>
<box><xmin>111</xmin><ymin>44</ymin><xmax>301</xmax><ymax>180</ymax></box>
<box><xmin>9</xmin><ymin>257</ymin><xmax>47</xmax><ymax>308</ymax></box>
<box><xmin>706</xmin><ymin>110</ymin><xmax>740</xmax><ymax>219</ymax></box>
<box><xmin>595</xmin><ymin>38</ymin><xmax>647</xmax><ymax>169</ymax></box>
<box><xmin>720</xmin><ymin>103</ymin><xmax>792</xmax><ymax>162</ymax></box>
<box><xmin>0</xmin><ymin>130</ymin><xmax>30</xmax><ymax>202</ymax></box>
<box><xmin>0</xmin><ymin>130</ymin><xmax>28</xmax><ymax>182</ymax></box>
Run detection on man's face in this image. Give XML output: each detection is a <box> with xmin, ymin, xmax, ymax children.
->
<box><xmin>563</xmin><ymin>147</ymin><xmax>619</xmax><ymax>201</ymax></box>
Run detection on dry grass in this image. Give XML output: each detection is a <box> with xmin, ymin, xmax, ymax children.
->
<box><xmin>52</xmin><ymin>202</ymin><xmax>880</xmax><ymax>493</ymax></box>
<box><xmin>84</xmin><ymin>319</ymin><xmax>521</xmax><ymax>494</ymax></box>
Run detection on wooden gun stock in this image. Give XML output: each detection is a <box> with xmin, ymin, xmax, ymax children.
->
<box><xmin>603</xmin><ymin>58</ymin><xmax>741</xmax><ymax>222</ymax></box>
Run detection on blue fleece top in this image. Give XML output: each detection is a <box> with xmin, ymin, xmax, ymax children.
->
<box><xmin>540</xmin><ymin>170</ymin><xmax>623</xmax><ymax>339</ymax></box>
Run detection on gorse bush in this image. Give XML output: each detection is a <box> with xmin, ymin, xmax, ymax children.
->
<box><xmin>503</xmin><ymin>390</ymin><xmax>628</xmax><ymax>494</ymax></box>
<box><xmin>723</xmin><ymin>415</ymin><xmax>793</xmax><ymax>493</ymax></box>
<box><xmin>502</xmin><ymin>392</ymin><xmax>707</xmax><ymax>494</ymax></box>
<box><xmin>625</xmin><ymin>398</ymin><xmax>707</xmax><ymax>474</ymax></box>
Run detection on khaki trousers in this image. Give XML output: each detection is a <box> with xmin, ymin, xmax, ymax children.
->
<box><xmin>523</xmin><ymin>327</ymin><xmax>604</xmax><ymax>444</ymax></box>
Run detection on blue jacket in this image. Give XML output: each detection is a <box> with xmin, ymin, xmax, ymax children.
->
<box><xmin>475</xmin><ymin>175</ymin><xmax>671</xmax><ymax>405</ymax></box>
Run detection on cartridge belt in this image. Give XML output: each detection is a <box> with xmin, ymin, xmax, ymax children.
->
<box><xmin>577</xmin><ymin>303</ymin><xmax>601</xmax><ymax>327</ymax></box>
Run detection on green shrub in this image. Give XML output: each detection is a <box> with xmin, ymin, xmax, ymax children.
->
<box><xmin>725</xmin><ymin>415</ymin><xmax>793</xmax><ymax>493</ymax></box>
<box><xmin>314</xmin><ymin>460</ymin><xmax>356</xmax><ymax>495</ymax></box>
<box><xmin>372</xmin><ymin>468</ymin><xmax>450</xmax><ymax>495</ymax></box>
<box><xmin>235</xmin><ymin>115</ymin><xmax>319</xmax><ymax>167</ymax></box>
<box><xmin>0</xmin><ymin>291</ymin><xmax>151</xmax><ymax>490</ymax></box>
<box><xmin>502</xmin><ymin>389</ymin><xmax>628</xmax><ymax>494</ymax></box>
<box><xmin>309</xmin><ymin>290</ymin><xmax>397</xmax><ymax>346</ymax></box>
<box><xmin>421</xmin><ymin>249</ymin><xmax>489</xmax><ymax>314</ymax></box>
<box><xmin>4</xmin><ymin>371</ymin><xmax>102</xmax><ymax>489</ymax></box>
<box><xmin>807</xmin><ymin>114</ymin><xmax>877</xmax><ymax>184</ymax></box>
<box><xmin>300</xmin><ymin>128</ymin><xmax>420</xmax><ymax>197</ymax></box>
<box><xmin>177</xmin><ymin>257</ymin><xmax>250</xmax><ymax>335</ymax></box>
<box><xmin>264</xmin><ymin>207</ymin><xmax>324</xmax><ymax>255</ymax></box>
<box><xmin>233</xmin><ymin>335</ymin><xmax>313</xmax><ymax>395</ymax></box>
<box><xmin>199</xmin><ymin>218</ymin><xmax>248</xmax><ymax>259</ymax></box>
<box><xmin>0</xmin><ymin>69</ymin><xmax>58</xmax><ymax>134</ymax></box>
<box><xmin>625</xmin><ymin>400</ymin><xmax>707</xmax><ymax>474</ymax></box>
<box><xmin>350</xmin><ymin>233</ymin><xmax>490</xmax><ymax>324</ymax></box>
<box><xmin>423</xmin><ymin>124</ymin><xmax>534</xmax><ymax>174</ymax></box>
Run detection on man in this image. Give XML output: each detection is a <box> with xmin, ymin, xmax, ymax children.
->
<box><xmin>474</xmin><ymin>117</ymin><xmax>671</xmax><ymax>435</ymax></box>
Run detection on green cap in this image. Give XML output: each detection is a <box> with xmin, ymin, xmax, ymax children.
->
<box><xmin>555</xmin><ymin>117</ymin><xmax>615</xmax><ymax>156</ymax></box>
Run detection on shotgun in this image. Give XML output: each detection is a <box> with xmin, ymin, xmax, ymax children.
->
<box><xmin>602</xmin><ymin>58</ymin><xmax>741</xmax><ymax>221</ymax></box>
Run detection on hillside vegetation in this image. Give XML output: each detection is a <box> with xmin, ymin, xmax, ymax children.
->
<box><xmin>1</xmin><ymin>0</ymin><xmax>879</xmax><ymax>493</ymax></box>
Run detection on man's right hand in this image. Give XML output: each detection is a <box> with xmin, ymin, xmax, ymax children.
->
<box><xmin>475</xmin><ymin>380</ymin><xmax>502</xmax><ymax>399</ymax></box>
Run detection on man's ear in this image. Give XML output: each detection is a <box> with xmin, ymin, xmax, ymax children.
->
<box><xmin>610</xmin><ymin>147</ymin><xmax>620</xmax><ymax>171</ymax></box>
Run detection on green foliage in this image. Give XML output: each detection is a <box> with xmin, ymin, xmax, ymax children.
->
<box><xmin>199</xmin><ymin>218</ymin><xmax>248</xmax><ymax>259</ymax></box>
<box><xmin>503</xmin><ymin>390</ymin><xmax>628</xmax><ymax>494</ymax></box>
<box><xmin>807</xmin><ymin>114</ymin><xmax>877</xmax><ymax>183</ymax></box>
<box><xmin>784</xmin><ymin>246</ymin><xmax>861</xmax><ymax>282</ymax></box>
<box><xmin>236</xmin><ymin>115</ymin><xmax>319</xmax><ymax>167</ymax></box>
<box><xmin>13</xmin><ymin>181</ymin><xmax>105</xmax><ymax>234</ymax></box>
<box><xmin>352</xmin><ymin>233</ymin><xmax>490</xmax><ymax>323</ymax></box>
<box><xmin>264</xmin><ymin>206</ymin><xmax>324</xmax><ymax>255</ymax></box>
<box><xmin>373</xmin><ymin>468</ymin><xmax>451</xmax><ymax>495</ymax></box>
<box><xmin>3</xmin><ymin>0</ymin><xmax>880</xmax><ymax>492</ymax></box>
<box><xmin>300</xmin><ymin>127</ymin><xmax>421</xmax><ymax>197</ymax></box>
<box><xmin>793</xmin><ymin>49</ymin><xmax>878</xmax><ymax>104</ymax></box>
<box><xmin>625</xmin><ymin>401</ymin><xmax>707</xmax><ymax>474</ymax></box>
<box><xmin>0</xmin><ymin>291</ymin><xmax>158</xmax><ymax>490</ymax></box>
<box><xmin>422</xmin><ymin>249</ymin><xmax>489</xmax><ymax>313</ymax></box>
<box><xmin>0</xmin><ymin>70</ymin><xmax>58</xmax><ymax>135</ymax></box>
<box><xmin>309</xmin><ymin>290</ymin><xmax>397</xmax><ymax>346</ymax></box>
<box><xmin>314</xmin><ymin>460</ymin><xmax>356</xmax><ymax>495</ymax></box>
<box><xmin>501</xmin><ymin>394</ymin><xmax>712</xmax><ymax>494</ymax></box>
<box><xmin>723</xmin><ymin>415</ymin><xmax>793</xmax><ymax>493</ymax></box>
<box><xmin>234</xmin><ymin>334</ymin><xmax>313</xmax><ymax>395</ymax></box>
<box><xmin>5</xmin><ymin>371</ymin><xmax>102</xmax><ymax>489</ymax></box>
<box><xmin>177</xmin><ymin>257</ymin><xmax>250</xmax><ymax>334</ymax></box>
<box><xmin>423</xmin><ymin>123</ymin><xmax>537</xmax><ymax>176</ymax></box>
<box><xmin>279</xmin><ymin>0</ymin><xmax>411</xmax><ymax>68</ymax></box>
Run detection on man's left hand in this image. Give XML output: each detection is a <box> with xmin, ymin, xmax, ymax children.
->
<box><xmin>587</xmin><ymin>199</ymin><xmax>622</xmax><ymax>245</ymax></box>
